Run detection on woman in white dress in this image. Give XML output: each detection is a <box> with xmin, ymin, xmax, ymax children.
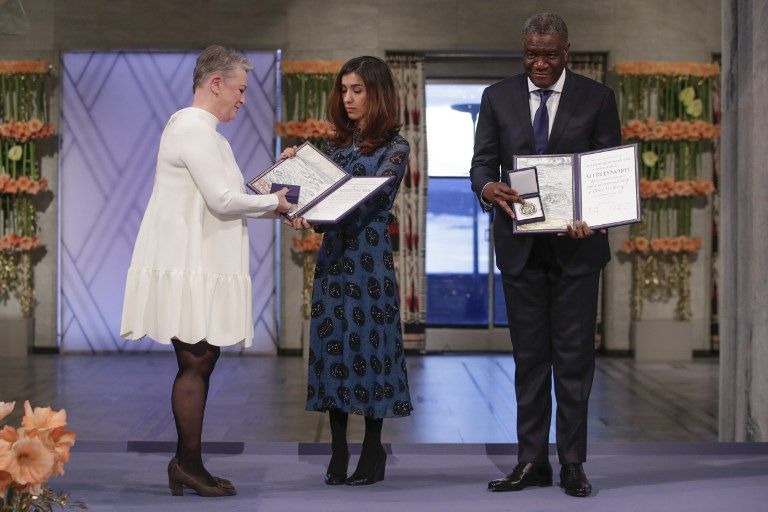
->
<box><xmin>120</xmin><ymin>45</ymin><xmax>290</xmax><ymax>497</ymax></box>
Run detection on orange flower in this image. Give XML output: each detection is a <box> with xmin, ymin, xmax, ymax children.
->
<box><xmin>27</xmin><ymin>118</ymin><xmax>43</xmax><ymax>132</ymax></box>
<box><xmin>22</xmin><ymin>401</ymin><xmax>67</xmax><ymax>432</ymax></box>
<box><xmin>0</xmin><ymin>173</ymin><xmax>10</xmax><ymax>191</ymax></box>
<box><xmin>668</xmin><ymin>237</ymin><xmax>683</xmax><ymax>253</ymax></box>
<box><xmin>621</xmin><ymin>239</ymin><xmax>635</xmax><ymax>254</ymax></box>
<box><xmin>634</xmin><ymin>236</ymin><xmax>650</xmax><ymax>254</ymax></box>
<box><xmin>639</xmin><ymin>179</ymin><xmax>653</xmax><ymax>198</ymax></box>
<box><xmin>7</xmin><ymin>234</ymin><xmax>21</xmax><ymax>248</ymax></box>
<box><xmin>4</xmin><ymin>179</ymin><xmax>19</xmax><ymax>194</ymax></box>
<box><xmin>0</xmin><ymin>401</ymin><xmax>13</xmax><ymax>422</ymax></box>
<box><xmin>0</xmin><ymin>426</ymin><xmax>15</xmax><ymax>471</ymax></box>
<box><xmin>0</xmin><ymin>470</ymin><xmax>12</xmax><ymax>494</ymax></box>
<box><xmin>650</xmin><ymin>238</ymin><xmax>666</xmax><ymax>252</ymax></box>
<box><xmin>693</xmin><ymin>180</ymin><xmax>715</xmax><ymax>195</ymax></box>
<box><xmin>38</xmin><ymin>177</ymin><xmax>49</xmax><ymax>191</ymax></box>
<box><xmin>49</xmin><ymin>426</ymin><xmax>76</xmax><ymax>477</ymax></box>
<box><xmin>653</xmin><ymin>181</ymin><xmax>670</xmax><ymax>200</ymax></box>
<box><xmin>16</xmin><ymin>176</ymin><xmax>32</xmax><ymax>193</ymax></box>
<box><xmin>8</xmin><ymin>436</ymin><xmax>55</xmax><ymax>485</ymax></box>
<box><xmin>18</xmin><ymin>237</ymin><xmax>35</xmax><ymax>251</ymax></box>
<box><xmin>26</xmin><ymin>180</ymin><xmax>40</xmax><ymax>194</ymax></box>
<box><xmin>673</xmin><ymin>180</ymin><xmax>694</xmax><ymax>196</ymax></box>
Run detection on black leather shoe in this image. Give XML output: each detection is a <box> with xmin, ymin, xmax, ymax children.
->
<box><xmin>559</xmin><ymin>463</ymin><xmax>592</xmax><ymax>497</ymax></box>
<box><xmin>487</xmin><ymin>462</ymin><xmax>553</xmax><ymax>492</ymax></box>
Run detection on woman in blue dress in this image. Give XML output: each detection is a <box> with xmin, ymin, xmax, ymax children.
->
<box><xmin>285</xmin><ymin>56</ymin><xmax>412</xmax><ymax>486</ymax></box>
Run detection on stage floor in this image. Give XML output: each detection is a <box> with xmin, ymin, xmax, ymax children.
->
<box><xmin>0</xmin><ymin>354</ymin><xmax>718</xmax><ymax>443</ymax></box>
<box><xmin>58</xmin><ymin>442</ymin><xmax>768</xmax><ymax>511</ymax></box>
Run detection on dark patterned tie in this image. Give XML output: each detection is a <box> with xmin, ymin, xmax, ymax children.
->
<box><xmin>533</xmin><ymin>89</ymin><xmax>554</xmax><ymax>154</ymax></box>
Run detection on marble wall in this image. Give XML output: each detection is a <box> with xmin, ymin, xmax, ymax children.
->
<box><xmin>0</xmin><ymin>0</ymin><xmax>721</xmax><ymax>353</ymax></box>
<box><xmin>719</xmin><ymin>0</ymin><xmax>768</xmax><ymax>441</ymax></box>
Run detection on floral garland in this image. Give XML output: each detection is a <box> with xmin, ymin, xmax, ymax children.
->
<box><xmin>623</xmin><ymin>118</ymin><xmax>720</xmax><ymax>141</ymax></box>
<box><xmin>0</xmin><ymin>60</ymin><xmax>53</xmax><ymax>317</ymax></box>
<box><xmin>275</xmin><ymin>118</ymin><xmax>335</xmax><ymax>140</ymax></box>
<box><xmin>0</xmin><ymin>120</ymin><xmax>55</xmax><ymax>142</ymax></box>
<box><xmin>621</xmin><ymin>235</ymin><xmax>702</xmax><ymax>255</ymax></box>
<box><xmin>639</xmin><ymin>178</ymin><xmax>714</xmax><ymax>199</ymax></box>
<box><xmin>617</xmin><ymin>61</ymin><xmax>719</xmax><ymax>320</ymax></box>
<box><xmin>615</xmin><ymin>61</ymin><xmax>719</xmax><ymax>77</ymax></box>
<box><xmin>282</xmin><ymin>60</ymin><xmax>343</xmax><ymax>75</ymax></box>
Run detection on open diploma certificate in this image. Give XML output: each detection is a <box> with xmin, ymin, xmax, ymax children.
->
<box><xmin>513</xmin><ymin>143</ymin><xmax>641</xmax><ymax>233</ymax></box>
<box><xmin>247</xmin><ymin>142</ymin><xmax>394</xmax><ymax>224</ymax></box>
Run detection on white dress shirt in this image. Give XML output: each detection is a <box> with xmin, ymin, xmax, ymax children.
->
<box><xmin>527</xmin><ymin>69</ymin><xmax>566</xmax><ymax>137</ymax></box>
<box><xmin>480</xmin><ymin>70</ymin><xmax>567</xmax><ymax>207</ymax></box>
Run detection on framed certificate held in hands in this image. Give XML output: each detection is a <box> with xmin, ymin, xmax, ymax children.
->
<box><xmin>247</xmin><ymin>142</ymin><xmax>394</xmax><ymax>225</ymax></box>
<box><xmin>512</xmin><ymin>143</ymin><xmax>641</xmax><ymax>234</ymax></box>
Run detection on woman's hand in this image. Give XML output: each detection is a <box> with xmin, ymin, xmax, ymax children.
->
<box><xmin>283</xmin><ymin>217</ymin><xmax>312</xmax><ymax>230</ymax></box>
<box><xmin>274</xmin><ymin>188</ymin><xmax>292</xmax><ymax>214</ymax></box>
<box><xmin>278</xmin><ymin>145</ymin><xmax>298</xmax><ymax>161</ymax></box>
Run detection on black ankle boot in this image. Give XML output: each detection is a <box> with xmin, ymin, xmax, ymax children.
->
<box><xmin>346</xmin><ymin>446</ymin><xmax>387</xmax><ymax>485</ymax></box>
<box><xmin>325</xmin><ymin>450</ymin><xmax>350</xmax><ymax>485</ymax></box>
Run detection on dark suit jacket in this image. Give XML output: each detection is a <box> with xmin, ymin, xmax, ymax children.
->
<box><xmin>470</xmin><ymin>69</ymin><xmax>622</xmax><ymax>276</ymax></box>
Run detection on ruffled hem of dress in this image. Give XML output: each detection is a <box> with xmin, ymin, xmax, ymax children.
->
<box><xmin>305</xmin><ymin>401</ymin><xmax>413</xmax><ymax>419</ymax></box>
<box><xmin>120</xmin><ymin>267</ymin><xmax>253</xmax><ymax>347</ymax></box>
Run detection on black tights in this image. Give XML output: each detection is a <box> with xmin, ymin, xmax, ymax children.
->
<box><xmin>328</xmin><ymin>410</ymin><xmax>384</xmax><ymax>474</ymax></box>
<box><xmin>171</xmin><ymin>338</ymin><xmax>220</xmax><ymax>484</ymax></box>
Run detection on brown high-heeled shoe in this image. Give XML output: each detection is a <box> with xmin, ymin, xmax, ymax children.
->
<box><xmin>169</xmin><ymin>458</ymin><xmax>235</xmax><ymax>493</ymax></box>
<box><xmin>167</xmin><ymin>458</ymin><xmax>236</xmax><ymax>497</ymax></box>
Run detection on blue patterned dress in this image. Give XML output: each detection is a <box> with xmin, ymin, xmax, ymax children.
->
<box><xmin>306</xmin><ymin>134</ymin><xmax>413</xmax><ymax>418</ymax></box>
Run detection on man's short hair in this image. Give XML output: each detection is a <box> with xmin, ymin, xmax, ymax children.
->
<box><xmin>522</xmin><ymin>12</ymin><xmax>568</xmax><ymax>41</ymax></box>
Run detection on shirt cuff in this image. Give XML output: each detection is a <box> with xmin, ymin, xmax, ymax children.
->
<box><xmin>479</xmin><ymin>182</ymin><xmax>495</xmax><ymax>212</ymax></box>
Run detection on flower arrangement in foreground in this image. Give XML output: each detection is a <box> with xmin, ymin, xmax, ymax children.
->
<box><xmin>0</xmin><ymin>401</ymin><xmax>85</xmax><ymax>511</ymax></box>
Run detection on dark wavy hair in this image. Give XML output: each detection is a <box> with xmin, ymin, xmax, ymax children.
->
<box><xmin>327</xmin><ymin>56</ymin><xmax>401</xmax><ymax>155</ymax></box>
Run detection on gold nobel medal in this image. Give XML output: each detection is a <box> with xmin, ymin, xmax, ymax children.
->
<box><xmin>520</xmin><ymin>201</ymin><xmax>537</xmax><ymax>216</ymax></box>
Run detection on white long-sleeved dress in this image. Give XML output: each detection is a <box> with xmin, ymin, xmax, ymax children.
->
<box><xmin>120</xmin><ymin>107</ymin><xmax>278</xmax><ymax>347</ymax></box>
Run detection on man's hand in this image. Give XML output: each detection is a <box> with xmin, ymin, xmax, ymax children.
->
<box><xmin>274</xmin><ymin>187</ymin><xmax>292</xmax><ymax>214</ymax></box>
<box><xmin>278</xmin><ymin>145</ymin><xmax>298</xmax><ymax>161</ymax></box>
<box><xmin>563</xmin><ymin>220</ymin><xmax>597</xmax><ymax>239</ymax></box>
<box><xmin>283</xmin><ymin>217</ymin><xmax>312</xmax><ymax>230</ymax></box>
<box><xmin>482</xmin><ymin>182</ymin><xmax>523</xmax><ymax>219</ymax></box>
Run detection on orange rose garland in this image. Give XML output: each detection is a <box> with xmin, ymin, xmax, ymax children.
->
<box><xmin>615</xmin><ymin>61</ymin><xmax>720</xmax><ymax>77</ymax></box>
<box><xmin>275</xmin><ymin>118</ymin><xmax>335</xmax><ymax>140</ymax></box>
<box><xmin>281</xmin><ymin>60</ymin><xmax>344</xmax><ymax>75</ymax></box>
<box><xmin>621</xmin><ymin>236</ymin><xmax>702</xmax><ymax>255</ymax></box>
<box><xmin>638</xmin><ymin>178</ymin><xmax>715</xmax><ymax>199</ymax></box>
<box><xmin>622</xmin><ymin>118</ymin><xmax>720</xmax><ymax>141</ymax></box>
<box><xmin>0</xmin><ymin>174</ymin><xmax>49</xmax><ymax>195</ymax></box>
<box><xmin>0</xmin><ymin>120</ymin><xmax>56</xmax><ymax>142</ymax></box>
<box><xmin>0</xmin><ymin>60</ymin><xmax>51</xmax><ymax>74</ymax></box>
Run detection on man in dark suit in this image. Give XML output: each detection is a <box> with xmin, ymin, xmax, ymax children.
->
<box><xmin>470</xmin><ymin>13</ymin><xmax>621</xmax><ymax>498</ymax></box>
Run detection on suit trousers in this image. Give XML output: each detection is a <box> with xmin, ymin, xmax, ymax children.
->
<box><xmin>500</xmin><ymin>237</ymin><xmax>600</xmax><ymax>464</ymax></box>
